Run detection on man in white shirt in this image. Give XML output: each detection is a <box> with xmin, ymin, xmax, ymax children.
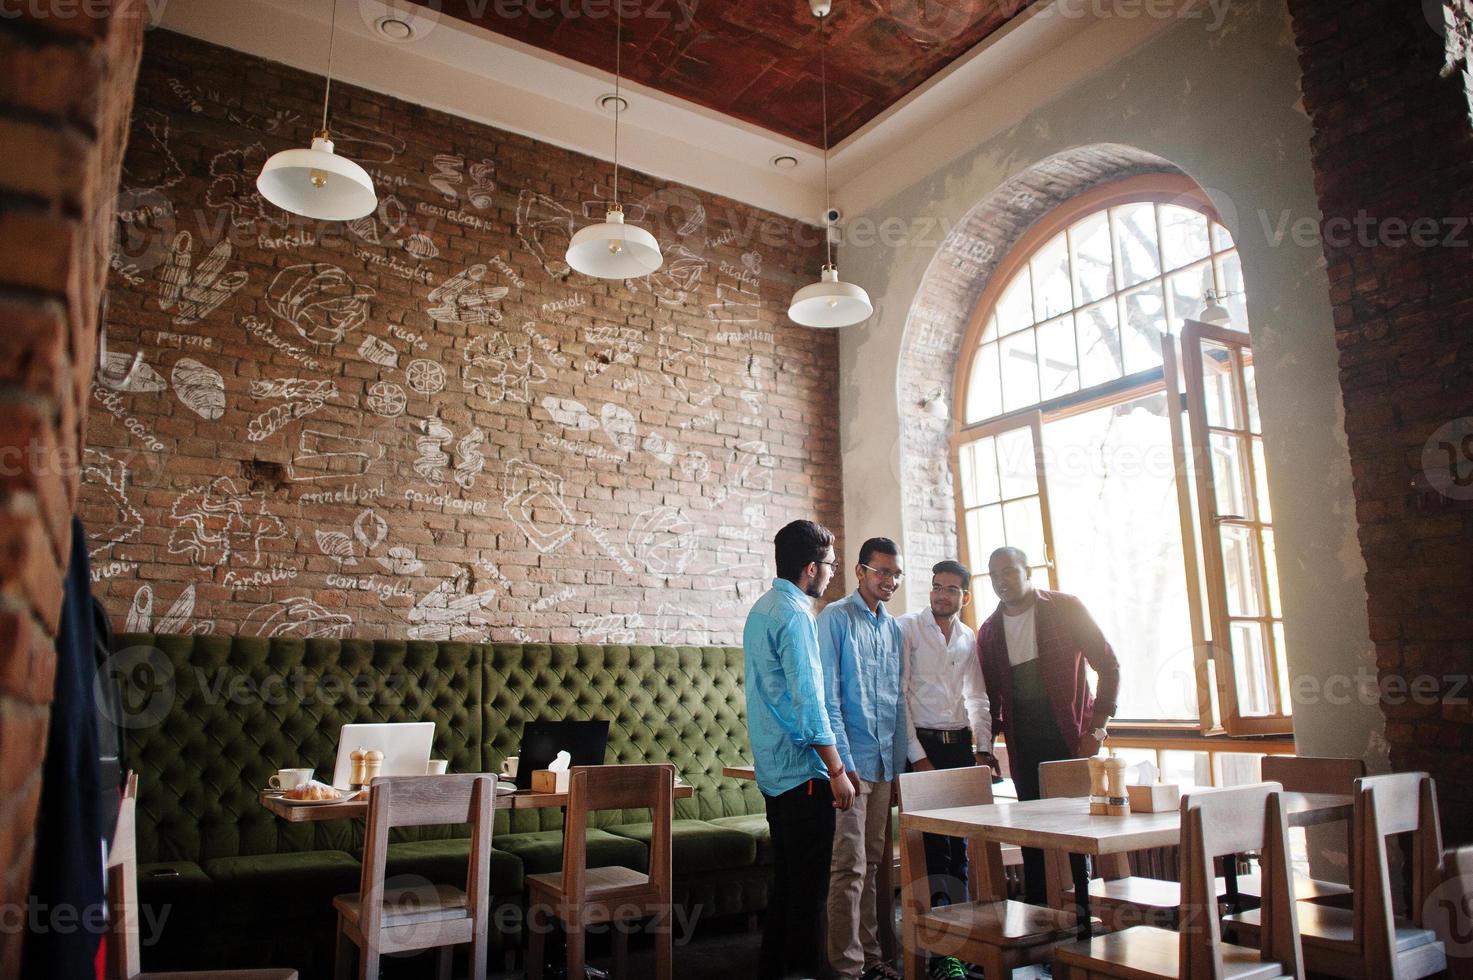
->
<box><xmin>898</xmin><ymin>560</ymin><xmax>989</xmax><ymax>980</ymax></box>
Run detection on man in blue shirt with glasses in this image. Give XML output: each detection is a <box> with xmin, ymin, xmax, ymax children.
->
<box><xmin>745</xmin><ymin>519</ymin><xmax>856</xmax><ymax>980</ymax></box>
<box><xmin>819</xmin><ymin>537</ymin><xmax>907</xmax><ymax>980</ymax></box>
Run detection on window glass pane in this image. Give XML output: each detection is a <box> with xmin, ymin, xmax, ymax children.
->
<box><xmin>1199</xmin><ymin>342</ymin><xmax>1239</xmax><ymax>430</ymax></box>
<box><xmin>995</xmin><ymin>426</ymin><xmax>1039</xmax><ymax>499</ymax></box>
<box><xmin>1243</xmin><ymin>358</ymin><xmax>1261</xmax><ymax>434</ymax></box>
<box><xmin>1211</xmin><ymin>221</ymin><xmax>1235</xmax><ymax>253</ymax></box>
<box><xmin>1262</xmin><ymin>526</ymin><xmax>1281</xmax><ymax>618</ymax></box>
<box><xmin>1003</xmin><ymin>496</ymin><xmax>1046</xmax><ymax>564</ymax></box>
<box><xmin>1112</xmin><ymin>203</ymin><xmax>1161</xmax><ymax>287</ymax></box>
<box><xmin>1032</xmin><ymin>232</ymin><xmax>1073</xmax><ymax>320</ymax></box>
<box><xmin>958</xmin><ymin>441</ymin><xmax>978</xmax><ymax>509</ymax></box>
<box><xmin>1160</xmin><ymin>205</ymin><xmax>1211</xmax><ymax>271</ymax></box>
<box><xmin>973</xmin><ymin>435</ymin><xmax>1001</xmax><ymax>505</ymax></box>
<box><xmin>1230</xmin><ymin>620</ymin><xmax>1272</xmax><ymax>717</ymax></box>
<box><xmin>981</xmin><ymin>312</ymin><xmax>998</xmax><ymax>344</ymax></box>
<box><xmin>1120</xmin><ymin>282</ymin><xmax>1166</xmax><ymax>374</ymax></box>
<box><xmin>1252</xmin><ymin>437</ymin><xmax>1271</xmax><ymax>523</ymax></box>
<box><xmin>1000</xmin><ymin>330</ymin><xmax>1040</xmax><ymax>413</ymax></box>
<box><xmin>970</xmin><ymin>504</ymin><xmax>1005</xmax><ymax>562</ymax></box>
<box><xmin>1037</xmin><ymin>314</ymin><xmax>1079</xmax><ymax>399</ymax></box>
<box><xmin>1161</xmin><ymin>750</ymin><xmax>1209</xmax><ymax>789</ymax></box>
<box><xmin>1210</xmin><ymin>432</ymin><xmax>1249</xmax><ymax>519</ymax></box>
<box><xmin>1219</xmin><ymin>523</ymin><xmax>1262</xmax><ymax>617</ymax></box>
<box><xmin>1213</xmin><ymin>250</ymin><xmax>1248</xmax><ymax>327</ymax></box>
<box><xmin>967</xmin><ymin>342</ymin><xmax>1002</xmax><ymax>423</ymax></box>
<box><xmin>1071</xmin><ymin>210</ymin><xmax>1116</xmax><ymax>306</ymax></box>
<box><xmin>1167</xmin><ymin>262</ymin><xmax>1215</xmax><ymax>332</ymax></box>
<box><xmin>1077</xmin><ymin>300</ymin><xmax>1123</xmax><ymax>388</ymax></box>
<box><xmin>1273</xmin><ymin>621</ymin><xmax>1291</xmax><ymax>716</ymax></box>
<box><xmin>996</xmin><ymin>271</ymin><xmax>1035</xmax><ymax>336</ymax></box>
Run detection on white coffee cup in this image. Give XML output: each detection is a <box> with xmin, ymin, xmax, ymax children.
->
<box><xmin>425</xmin><ymin>759</ymin><xmax>449</xmax><ymax>776</ymax></box>
<box><xmin>269</xmin><ymin>768</ymin><xmax>313</xmax><ymax>790</ymax></box>
<box><xmin>500</xmin><ymin>756</ymin><xmax>518</xmax><ymax>779</ymax></box>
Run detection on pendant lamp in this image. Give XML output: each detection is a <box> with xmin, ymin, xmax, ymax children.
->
<box><xmin>257</xmin><ymin>0</ymin><xmax>377</xmax><ymax>221</ymax></box>
<box><xmin>565</xmin><ymin>5</ymin><xmax>663</xmax><ymax>278</ymax></box>
<box><xmin>789</xmin><ymin>0</ymin><xmax>872</xmax><ymax>328</ymax></box>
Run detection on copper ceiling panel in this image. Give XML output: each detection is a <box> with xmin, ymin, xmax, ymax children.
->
<box><xmin>407</xmin><ymin>0</ymin><xmax>1022</xmax><ymax>146</ymax></box>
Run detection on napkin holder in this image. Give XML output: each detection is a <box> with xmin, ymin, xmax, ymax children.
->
<box><xmin>1126</xmin><ymin>783</ymin><xmax>1181</xmax><ymax>812</ymax></box>
<box><xmin>530</xmin><ymin>769</ymin><xmax>570</xmax><ymax>793</ymax></box>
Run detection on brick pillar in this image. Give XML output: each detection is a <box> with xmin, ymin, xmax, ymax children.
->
<box><xmin>1287</xmin><ymin>0</ymin><xmax>1473</xmax><ymax>842</ymax></box>
<box><xmin>0</xmin><ymin>2</ymin><xmax>144</xmax><ymax>970</ymax></box>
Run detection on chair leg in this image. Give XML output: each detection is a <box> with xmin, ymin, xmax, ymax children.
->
<box><xmin>358</xmin><ymin>945</ymin><xmax>379</xmax><ymax>980</ymax></box>
<box><xmin>567</xmin><ymin>919</ymin><xmax>586</xmax><ymax>980</ymax></box>
<box><xmin>613</xmin><ymin>924</ymin><xmax>629</xmax><ymax>980</ymax></box>
<box><xmin>655</xmin><ymin>916</ymin><xmax>673</xmax><ymax>980</ymax></box>
<box><xmin>979</xmin><ymin>946</ymin><xmax>1006</xmax><ymax>980</ymax></box>
<box><xmin>435</xmin><ymin>944</ymin><xmax>452</xmax><ymax>980</ymax></box>
<box><xmin>527</xmin><ymin>904</ymin><xmax>547</xmax><ymax>980</ymax></box>
<box><xmin>334</xmin><ymin>916</ymin><xmax>354</xmax><ymax>980</ymax></box>
<box><xmin>470</xmin><ymin>932</ymin><xmax>488</xmax><ymax>980</ymax></box>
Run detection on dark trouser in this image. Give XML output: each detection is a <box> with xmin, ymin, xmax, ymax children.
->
<box><xmin>1009</xmin><ymin>699</ymin><xmax>1090</xmax><ymax>906</ymax></box>
<box><xmin>913</xmin><ymin>729</ymin><xmax>975</xmax><ymax>909</ymax></box>
<box><xmin>762</xmin><ymin>778</ymin><xmax>836</xmax><ymax>980</ymax></box>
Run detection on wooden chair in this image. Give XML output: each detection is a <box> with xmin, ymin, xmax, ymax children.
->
<box><xmin>897</xmin><ymin>766</ymin><xmax>1088</xmax><ymax>980</ymax></box>
<box><xmin>334</xmin><ymin>774</ymin><xmax>495</xmax><ymax>980</ymax></box>
<box><xmin>1225</xmin><ymin>772</ymin><xmax>1446</xmax><ymax>980</ymax></box>
<box><xmin>1238</xmin><ymin>756</ymin><xmax>1361</xmax><ymax>907</ymax></box>
<box><xmin>105</xmin><ymin>773</ymin><xmax>299</xmax><ymax>980</ymax></box>
<box><xmin>1434</xmin><ymin>845</ymin><xmax>1473</xmax><ymax>980</ymax></box>
<box><xmin>526</xmin><ymin>764</ymin><xmax>675</xmax><ymax>980</ymax></box>
<box><xmin>1055</xmin><ymin>781</ymin><xmax>1304</xmax><ymax>980</ymax></box>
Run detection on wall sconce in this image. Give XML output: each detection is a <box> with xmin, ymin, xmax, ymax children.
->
<box><xmin>919</xmin><ymin>389</ymin><xmax>949</xmax><ymax>419</ymax></box>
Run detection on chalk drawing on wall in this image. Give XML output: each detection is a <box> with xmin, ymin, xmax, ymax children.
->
<box><xmin>599</xmin><ymin>404</ymin><xmax>639</xmax><ymax>453</ymax></box>
<box><xmin>503</xmin><ymin>458</ymin><xmax>577</xmax><ymax>554</ymax></box>
<box><xmin>708</xmin><ymin>251</ymin><xmax>763</xmax><ymax>325</ymax></box>
<box><xmin>247</xmin><ymin>378</ymin><xmax>338</xmax><ymax>442</ymax></box>
<box><xmin>641</xmin><ymin>431</ymin><xmax>678</xmax><ymax>465</ymax></box>
<box><xmin>205</xmin><ymin>142</ymin><xmax>284</xmax><ymax>228</ymax></box>
<box><xmin>170</xmin><ymin>358</ymin><xmax>226</xmax><ymax>420</ymax></box>
<box><xmin>99</xmin><ymin>352</ymin><xmax>166</xmax><ymax>393</ymax></box>
<box><xmin>157</xmin><ymin>232</ymin><xmax>247</xmax><ymax>325</ymax></box>
<box><xmin>428</xmin><ymin>265</ymin><xmax>509</xmax><ymax>326</ymax></box>
<box><xmin>314</xmin><ymin>508</ymin><xmax>390</xmax><ymax>568</ymax></box>
<box><xmin>516</xmin><ymin>189</ymin><xmax>573</xmax><ymax>279</ymax></box>
<box><xmin>333</xmin><ymin>119</ymin><xmax>407</xmax><ymax>165</ymax></box>
<box><xmin>659</xmin><ymin>329</ymin><xmax>720</xmax><ymax>407</ymax></box>
<box><xmin>365</xmin><ymin>380</ymin><xmax>407</xmax><ymax>418</ymax></box>
<box><xmin>267</xmin><ymin>264</ymin><xmax>376</xmax><ymax>346</ymax></box>
<box><xmin>575</xmin><ymin>613</ymin><xmax>643</xmax><ymax>644</ymax></box>
<box><xmin>378</xmin><ymin>195</ymin><xmax>410</xmax><ymax>236</ymax></box>
<box><xmin>120</xmin><ymin>109</ymin><xmax>184</xmax><ymax>195</ymax></box>
<box><xmin>347</xmin><ymin>215</ymin><xmax>381</xmax><ymax>245</ymax></box>
<box><xmin>645</xmin><ymin>241</ymin><xmax>707</xmax><ymax>307</ymax></box>
<box><xmin>414</xmin><ymin>418</ymin><xmax>454</xmax><ymax>483</ymax></box>
<box><xmin>541</xmin><ymin>396</ymin><xmax>599</xmax><ymax>432</ymax></box>
<box><xmin>454</xmin><ymin>428</ymin><xmax>486</xmax><ymax>490</ymax></box>
<box><xmin>315</xmin><ymin>529</ymin><xmax>357</xmax><ymax>567</ymax></box>
<box><xmin>242</xmin><ymin>597</ymin><xmax>353</xmax><ymax>639</ymax></box>
<box><xmin>429</xmin><ymin>155</ymin><xmax>496</xmax><ymax>207</ymax></box>
<box><xmin>83</xmin><ymin>449</ymin><xmax>144</xmax><ymax>560</ymax></box>
<box><xmin>680</xmin><ymin>451</ymin><xmax>710</xmax><ymax>483</ymax></box>
<box><xmin>168</xmin><ymin>476</ymin><xmax>287</xmax><ymax>570</ymax></box>
<box><xmin>402</xmin><ymin>233</ymin><xmax>439</xmax><ymax>261</ymax></box>
<box><xmin>378</xmin><ymin>547</ymin><xmax>424</xmax><ymax>576</ymax></box>
<box><xmin>730</xmin><ymin>440</ymin><xmax>776</xmax><ymax>498</ymax></box>
<box><xmin>288</xmin><ymin>429</ymin><xmax>384</xmax><ymax>482</ymax></box>
<box><xmin>463</xmin><ymin>335</ymin><xmax>548</xmax><ymax>404</ymax></box>
<box><xmin>583</xmin><ymin>324</ymin><xmax>645</xmax><ymax>379</ymax></box>
<box><xmin>405</xmin><ymin>359</ymin><xmax>446</xmax><ymax>395</ymax></box>
<box><xmin>126</xmin><ymin>584</ymin><xmax>214</xmax><ymax>635</ymax></box>
<box><xmin>356</xmin><ymin>335</ymin><xmax>399</xmax><ymax>369</ymax></box>
<box><xmin>407</xmin><ymin>570</ymin><xmax>496</xmax><ymax>641</ymax></box>
<box><xmin>656</xmin><ymin>602</ymin><xmax>710</xmax><ymax>646</ymax></box>
<box><xmin>628</xmin><ymin>506</ymin><xmax>700</xmax><ymax>576</ymax></box>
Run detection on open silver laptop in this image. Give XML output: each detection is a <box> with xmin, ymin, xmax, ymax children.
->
<box><xmin>330</xmin><ymin>722</ymin><xmax>435</xmax><ymax>789</ymax></box>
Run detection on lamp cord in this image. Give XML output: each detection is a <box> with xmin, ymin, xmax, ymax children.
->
<box><xmin>613</xmin><ymin>3</ymin><xmax>621</xmax><ymax>208</ymax></box>
<box><xmin>321</xmin><ymin>0</ymin><xmax>338</xmax><ymax>134</ymax></box>
<box><xmin>821</xmin><ymin>10</ymin><xmax>831</xmax><ymax>269</ymax></box>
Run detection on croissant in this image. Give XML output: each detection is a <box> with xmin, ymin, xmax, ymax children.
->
<box><xmin>285</xmin><ymin>782</ymin><xmax>341</xmax><ymax>802</ymax></box>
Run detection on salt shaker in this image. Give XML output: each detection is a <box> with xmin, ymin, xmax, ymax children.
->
<box><xmin>350</xmin><ymin>748</ymin><xmax>367</xmax><ymax>790</ymax></box>
<box><xmin>1104</xmin><ymin>754</ymin><xmax>1129</xmax><ymax>816</ymax></box>
<box><xmin>1088</xmin><ymin>756</ymin><xmax>1107</xmax><ymax>815</ymax></box>
<box><xmin>363</xmin><ymin>749</ymin><xmax>384</xmax><ymax>786</ymax></box>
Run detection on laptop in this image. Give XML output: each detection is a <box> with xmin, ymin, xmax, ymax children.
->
<box><xmin>513</xmin><ymin>719</ymin><xmax>610</xmax><ymax>791</ymax></box>
<box><xmin>330</xmin><ymin>722</ymin><xmax>435</xmax><ymax>789</ymax></box>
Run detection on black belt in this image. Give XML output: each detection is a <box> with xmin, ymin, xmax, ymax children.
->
<box><xmin>916</xmin><ymin>727</ymin><xmax>972</xmax><ymax>744</ymax></box>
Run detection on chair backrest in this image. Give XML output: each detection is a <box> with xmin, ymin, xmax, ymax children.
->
<box><xmin>105</xmin><ymin>772</ymin><xmax>142</xmax><ymax>980</ymax></box>
<box><xmin>897</xmin><ymin>765</ymin><xmax>1007</xmax><ymax>902</ymax></box>
<box><xmin>1354</xmin><ymin>772</ymin><xmax>1442</xmax><ymax>966</ymax></box>
<box><xmin>1178</xmin><ymin>782</ymin><xmax>1302</xmax><ymax>980</ymax></box>
<box><xmin>358</xmin><ymin>774</ymin><xmax>495</xmax><ymax>943</ymax></box>
<box><xmin>1434</xmin><ymin>845</ymin><xmax>1473</xmax><ymax>980</ymax></box>
<box><xmin>561</xmin><ymin>765</ymin><xmax>675</xmax><ymax>902</ymax></box>
<box><xmin>1038</xmin><ymin>760</ymin><xmax>1130</xmax><ymax>886</ymax></box>
<box><xmin>1262</xmin><ymin>756</ymin><xmax>1365</xmax><ymax>795</ymax></box>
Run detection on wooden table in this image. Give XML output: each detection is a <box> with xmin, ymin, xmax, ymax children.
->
<box><xmin>900</xmin><ymin>790</ymin><xmax>1353</xmax><ymax>947</ymax></box>
<box><xmin>262</xmin><ymin>782</ymin><xmax>694</xmax><ymax>822</ymax></box>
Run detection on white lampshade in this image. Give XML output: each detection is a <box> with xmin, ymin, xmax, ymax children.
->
<box><xmin>257</xmin><ymin>135</ymin><xmax>377</xmax><ymax>221</ymax></box>
<box><xmin>566</xmin><ymin>206</ymin><xmax>663</xmax><ymax>279</ymax></box>
<box><xmin>788</xmin><ymin>264</ymin><xmax>872</xmax><ymax>328</ymax></box>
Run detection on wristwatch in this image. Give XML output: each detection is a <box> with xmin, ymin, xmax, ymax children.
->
<box><xmin>1089</xmin><ymin>726</ymin><xmax>1109</xmax><ymax>742</ymax></box>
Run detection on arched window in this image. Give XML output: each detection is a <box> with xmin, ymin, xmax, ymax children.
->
<box><xmin>952</xmin><ymin>175</ymin><xmax>1287</xmax><ymax>736</ymax></box>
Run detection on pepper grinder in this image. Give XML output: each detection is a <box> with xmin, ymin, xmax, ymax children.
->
<box><xmin>363</xmin><ymin>749</ymin><xmax>384</xmax><ymax>787</ymax></box>
<box><xmin>1088</xmin><ymin>756</ymin><xmax>1107</xmax><ymax>815</ymax></box>
<box><xmin>349</xmin><ymin>748</ymin><xmax>367</xmax><ymax>790</ymax></box>
<box><xmin>1104</xmin><ymin>754</ymin><xmax>1129</xmax><ymax>816</ymax></box>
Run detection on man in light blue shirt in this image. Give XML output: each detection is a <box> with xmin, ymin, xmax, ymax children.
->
<box><xmin>745</xmin><ymin>519</ymin><xmax>855</xmax><ymax>980</ymax></box>
<box><xmin>818</xmin><ymin>536</ymin><xmax>907</xmax><ymax>980</ymax></box>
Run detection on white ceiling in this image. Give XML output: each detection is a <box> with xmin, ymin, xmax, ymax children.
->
<box><xmin>157</xmin><ymin>0</ymin><xmax>1190</xmax><ymax>223</ymax></box>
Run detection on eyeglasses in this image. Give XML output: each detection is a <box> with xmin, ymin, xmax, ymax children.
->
<box><xmin>816</xmin><ymin>559</ymin><xmax>839</xmax><ymax>570</ymax></box>
<box><xmin>860</xmin><ymin>563</ymin><xmax>903</xmax><ymax>583</ymax></box>
<box><xmin>930</xmin><ymin>585</ymin><xmax>966</xmax><ymax>597</ymax></box>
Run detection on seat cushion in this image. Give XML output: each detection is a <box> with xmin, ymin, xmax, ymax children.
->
<box><xmin>709</xmin><ymin>814</ymin><xmax>772</xmax><ymax>865</ymax></box>
<box><xmin>494</xmin><ymin>828</ymin><xmax>648</xmax><ymax>876</ymax></box>
<box><xmin>1056</xmin><ymin>924</ymin><xmax>1289</xmax><ymax>980</ymax></box>
<box><xmin>202</xmin><ymin>850</ymin><xmax>362</xmax><ymax>922</ymax></box>
<box><xmin>384</xmin><ymin>839</ymin><xmax>524</xmax><ymax>895</ymax></box>
<box><xmin>605</xmin><ymin>819</ymin><xmax>757</xmax><ymax>874</ymax></box>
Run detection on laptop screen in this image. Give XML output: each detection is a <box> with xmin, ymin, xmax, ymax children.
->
<box><xmin>515</xmin><ymin>720</ymin><xmax>610</xmax><ymax>790</ymax></box>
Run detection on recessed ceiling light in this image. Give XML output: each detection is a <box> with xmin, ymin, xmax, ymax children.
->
<box><xmin>597</xmin><ymin>93</ymin><xmax>629</xmax><ymax>113</ymax></box>
<box><xmin>375</xmin><ymin>17</ymin><xmax>415</xmax><ymax>41</ymax></box>
<box><xmin>770</xmin><ymin>154</ymin><xmax>799</xmax><ymax>170</ymax></box>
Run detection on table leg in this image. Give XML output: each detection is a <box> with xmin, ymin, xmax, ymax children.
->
<box><xmin>1221</xmin><ymin>854</ymin><xmax>1241</xmax><ymax>914</ymax></box>
<box><xmin>1072</xmin><ymin>852</ymin><xmax>1092</xmax><ymax>939</ymax></box>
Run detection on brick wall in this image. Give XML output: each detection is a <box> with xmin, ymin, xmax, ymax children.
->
<box><xmin>0</xmin><ymin>0</ymin><xmax>145</xmax><ymax>971</ymax></box>
<box><xmin>81</xmin><ymin>30</ymin><xmax>842</xmax><ymax>647</ymax></box>
<box><xmin>1288</xmin><ymin>0</ymin><xmax>1473</xmax><ymax>842</ymax></box>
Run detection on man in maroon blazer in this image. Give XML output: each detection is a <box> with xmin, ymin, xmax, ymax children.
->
<box><xmin>975</xmin><ymin>546</ymin><xmax>1121</xmax><ymax>905</ymax></box>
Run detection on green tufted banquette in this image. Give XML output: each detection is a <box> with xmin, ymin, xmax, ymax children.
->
<box><xmin>113</xmin><ymin>634</ymin><xmax>772</xmax><ymax>977</ymax></box>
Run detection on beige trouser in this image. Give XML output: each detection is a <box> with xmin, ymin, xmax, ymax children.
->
<box><xmin>827</xmin><ymin>776</ymin><xmax>892</xmax><ymax>978</ymax></box>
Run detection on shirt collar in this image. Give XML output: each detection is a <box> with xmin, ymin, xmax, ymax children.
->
<box><xmin>772</xmin><ymin>577</ymin><xmax>808</xmax><ymax>602</ymax></box>
<box><xmin>847</xmin><ymin>589</ymin><xmax>889</xmax><ymax>623</ymax></box>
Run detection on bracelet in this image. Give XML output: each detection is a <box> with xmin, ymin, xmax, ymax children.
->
<box><xmin>828</xmin><ymin>765</ymin><xmax>846</xmax><ymax>779</ymax></box>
